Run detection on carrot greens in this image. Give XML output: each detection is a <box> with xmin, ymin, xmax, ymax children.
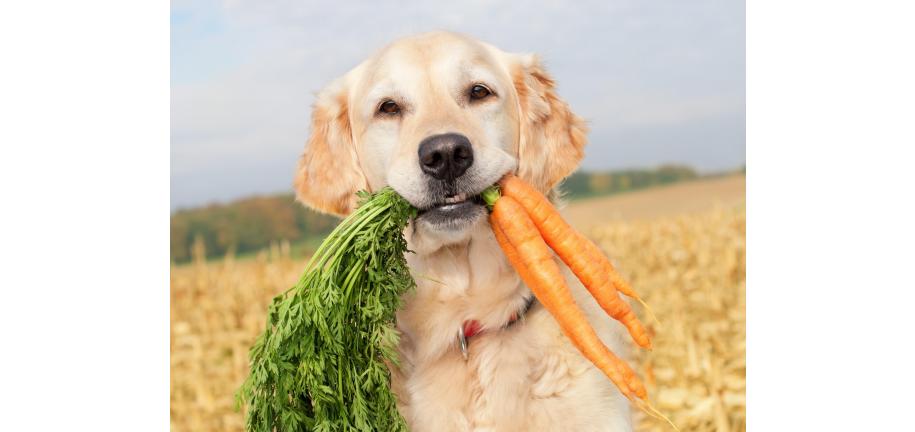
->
<box><xmin>236</xmin><ymin>187</ymin><xmax>415</xmax><ymax>432</ymax></box>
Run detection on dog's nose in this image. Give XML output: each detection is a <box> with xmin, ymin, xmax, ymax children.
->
<box><xmin>418</xmin><ymin>133</ymin><xmax>474</xmax><ymax>181</ymax></box>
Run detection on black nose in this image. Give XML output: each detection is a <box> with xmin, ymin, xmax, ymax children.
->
<box><xmin>418</xmin><ymin>133</ymin><xmax>474</xmax><ymax>181</ymax></box>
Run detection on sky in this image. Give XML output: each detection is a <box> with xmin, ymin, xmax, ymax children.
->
<box><xmin>171</xmin><ymin>0</ymin><xmax>745</xmax><ymax>210</ymax></box>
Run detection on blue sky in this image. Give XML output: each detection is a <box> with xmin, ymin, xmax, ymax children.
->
<box><xmin>171</xmin><ymin>0</ymin><xmax>745</xmax><ymax>210</ymax></box>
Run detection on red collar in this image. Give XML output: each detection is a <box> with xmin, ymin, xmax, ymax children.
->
<box><xmin>458</xmin><ymin>296</ymin><xmax>537</xmax><ymax>359</ymax></box>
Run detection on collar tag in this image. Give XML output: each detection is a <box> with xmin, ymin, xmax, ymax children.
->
<box><xmin>457</xmin><ymin>326</ymin><xmax>469</xmax><ymax>361</ymax></box>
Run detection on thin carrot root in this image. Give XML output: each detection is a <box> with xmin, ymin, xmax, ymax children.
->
<box><xmin>632</xmin><ymin>397</ymin><xmax>681</xmax><ymax>432</ymax></box>
<box><xmin>636</xmin><ymin>297</ymin><xmax>661</xmax><ymax>327</ymax></box>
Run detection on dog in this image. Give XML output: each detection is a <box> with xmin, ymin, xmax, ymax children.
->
<box><xmin>294</xmin><ymin>32</ymin><xmax>634</xmax><ymax>432</ymax></box>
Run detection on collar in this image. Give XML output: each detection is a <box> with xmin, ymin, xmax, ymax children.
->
<box><xmin>457</xmin><ymin>295</ymin><xmax>538</xmax><ymax>360</ymax></box>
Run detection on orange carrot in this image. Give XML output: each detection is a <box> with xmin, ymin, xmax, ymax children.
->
<box><xmin>490</xmin><ymin>196</ymin><xmax>647</xmax><ymax>400</ymax></box>
<box><xmin>499</xmin><ymin>175</ymin><xmax>652</xmax><ymax>349</ymax></box>
<box><xmin>491</xmin><ymin>221</ymin><xmax>549</xmax><ymax>308</ymax></box>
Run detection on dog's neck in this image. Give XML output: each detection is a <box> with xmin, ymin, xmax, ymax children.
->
<box><xmin>395</xmin><ymin>219</ymin><xmax>530</xmax><ymax>366</ymax></box>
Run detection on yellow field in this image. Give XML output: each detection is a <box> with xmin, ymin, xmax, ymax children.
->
<box><xmin>171</xmin><ymin>176</ymin><xmax>746</xmax><ymax>431</ymax></box>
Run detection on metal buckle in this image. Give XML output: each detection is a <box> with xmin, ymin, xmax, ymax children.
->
<box><xmin>457</xmin><ymin>326</ymin><xmax>469</xmax><ymax>361</ymax></box>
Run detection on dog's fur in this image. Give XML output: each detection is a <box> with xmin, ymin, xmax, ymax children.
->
<box><xmin>294</xmin><ymin>32</ymin><xmax>634</xmax><ymax>432</ymax></box>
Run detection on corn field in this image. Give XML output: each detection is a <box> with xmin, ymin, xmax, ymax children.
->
<box><xmin>171</xmin><ymin>203</ymin><xmax>745</xmax><ymax>431</ymax></box>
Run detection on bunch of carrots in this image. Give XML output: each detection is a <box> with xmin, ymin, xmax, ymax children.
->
<box><xmin>483</xmin><ymin>175</ymin><xmax>666</xmax><ymax>420</ymax></box>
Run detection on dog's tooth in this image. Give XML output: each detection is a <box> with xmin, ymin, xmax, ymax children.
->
<box><xmin>442</xmin><ymin>193</ymin><xmax>470</xmax><ymax>205</ymax></box>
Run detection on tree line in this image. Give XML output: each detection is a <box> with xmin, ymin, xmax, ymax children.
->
<box><xmin>562</xmin><ymin>164</ymin><xmax>698</xmax><ymax>199</ymax></box>
<box><xmin>170</xmin><ymin>194</ymin><xmax>339</xmax><ymax>263</ymax></box>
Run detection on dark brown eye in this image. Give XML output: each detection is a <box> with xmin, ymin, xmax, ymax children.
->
<box><xmin>469</xmin><ymin>84</ymin><xmax>492</xmax><ymax>100</ymax></box>
<box><xmin>379</xmin><ymin>100</ymin><xmax>400</xmax><ymax>115</ymax></box>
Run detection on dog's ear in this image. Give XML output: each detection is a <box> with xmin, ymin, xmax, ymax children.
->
<box><xmin>512</xmin><ymin>54</ymin><xmax>587</xmax><ymax>192</ymax></box>
<box><xmin>294</xmin><ymin>77</ymin><xmax>368</xmax><ymax>216</ymax></box>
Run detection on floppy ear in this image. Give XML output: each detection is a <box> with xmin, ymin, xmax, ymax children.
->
<box><xmin>293</xmin><ymin>78</ymin><xmax>368</xmax><ymax>216</ymax></box>
<box><xmin>512</xmin><ymin>54</ymin><xmax>588</xmax><ymax>192</ymax></box>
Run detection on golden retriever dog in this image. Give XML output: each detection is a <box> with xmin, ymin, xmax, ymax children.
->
<box><xmin>294</xmin><ymin>31</ymin><xmax>634</xmax><ymax>431</ymax></box>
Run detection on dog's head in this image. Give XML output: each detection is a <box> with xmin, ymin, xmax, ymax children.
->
<box><xmin>295</xmin><ymin>32</ymin><xmax>586</xmax><ymax>243</ymax></box>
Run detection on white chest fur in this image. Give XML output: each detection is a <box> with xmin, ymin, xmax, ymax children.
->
<box><xmin>390</xmin><ymin>221</ymin><xmax>634</xmax><ymax>432</ymax></box>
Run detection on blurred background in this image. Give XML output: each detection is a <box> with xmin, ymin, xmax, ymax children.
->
<box><xmin>171</xmin><ymin>1</ymin><xmax>745</xmax><ymax>431</ymax></box>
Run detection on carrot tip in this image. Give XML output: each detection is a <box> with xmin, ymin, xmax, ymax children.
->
<box><xmin>632</xmin><ymin>398</ymin><xmax>679</xmax><ymax>431</ymax></box>
<box><xmin>634</xmin><ymin>297</ymin><xmax>661</xmax><ymax>326</ymax></box>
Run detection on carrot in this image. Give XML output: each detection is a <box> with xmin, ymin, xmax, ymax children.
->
<box><xmin>490</xmin><ymin>196</ymin><xmax>647</xmax><ymax>400</ymax></box>
<box><xmin>491</xmin><ymin>221</ymin><xmax>547</xmax><ymax>308</ymax></box>
<box><xmin>499</xmin><ymin>175</ymin><xmax>653</xmax><ymax>349</ymax></box>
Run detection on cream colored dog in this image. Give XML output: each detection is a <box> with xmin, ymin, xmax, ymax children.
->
<box><xmin>294</xmin><ymin>32</ymin><xmax>634</xmax><ymax>432</ymax></box>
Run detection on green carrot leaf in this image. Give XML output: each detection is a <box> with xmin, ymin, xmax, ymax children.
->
<box><xmin>237</xmin><ymin>187</ymin><xmax>415</xmax><ymax>431</ymax></box>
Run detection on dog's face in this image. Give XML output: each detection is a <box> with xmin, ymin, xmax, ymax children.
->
<box><xmin>295</xmin><ymin>32</ymin><xmax>586</xmax><ymax>244</ymax></box>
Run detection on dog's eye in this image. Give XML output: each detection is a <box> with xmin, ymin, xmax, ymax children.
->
<box><xmin>379</xmin><ymin>100</ymin><xmax>400</xmax><ymax>115</ymax></box>
<box><xmin>469</xmin><ymin>84</ymin><xmax>492</xmax><ymax>101</ymax></box>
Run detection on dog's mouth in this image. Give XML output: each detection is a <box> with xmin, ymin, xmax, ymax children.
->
<box><xmin>416</xmin><ymin>191</ymin><xmax>487</xmax><ymax>229</ymax></box>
